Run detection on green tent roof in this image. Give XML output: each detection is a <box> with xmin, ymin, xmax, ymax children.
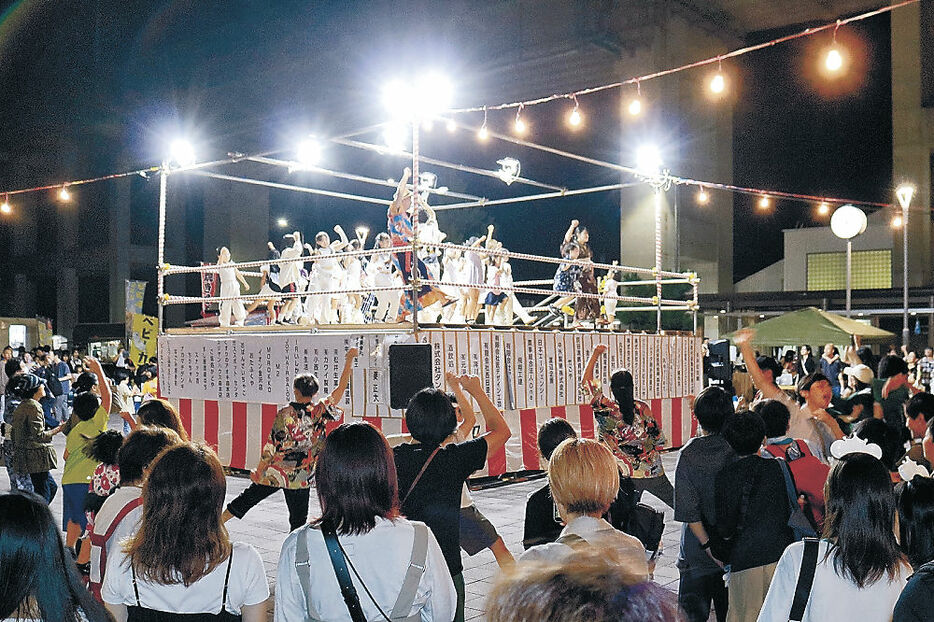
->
<box><xmin>725</xmin><ymin>307</ymin><xmax>895</xmax><ymax>347</ymax></box>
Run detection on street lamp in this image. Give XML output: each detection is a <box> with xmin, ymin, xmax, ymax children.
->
<box><xmin>830</xmin><ymin>204</ymin><xmax>867</xmax><ymax>317</ymax></box>
<box><xmin>896</xmin><ymin>184</ymin><xmax>915</xmax><ymax>347</ymax></box>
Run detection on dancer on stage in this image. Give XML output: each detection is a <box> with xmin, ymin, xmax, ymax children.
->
<box><xmin>601</xmin><ymin>261</ymin><xmax>620</xmax><ymax>327</ymax></box>
<box><xmin>244</xmin><ymin>243</ymin><xmax>282</xmax><ymax>325</ymax></box>
<box><xmin>367</xmin><ymin>232</ymin><xmax>402</xmax><ymax>322</ymax></box>
<box><xmin>462</xmin><ymin>232</ymin><xmax>489</xmax><ymax>324</ymax></box>
<box><xmin>340</xmin><ymin>237</ymin><xmax>366</xmax><ymax>324</ymax></box>
<box><xmin>277</xmin><ymin>232</ymin><xmax>304</xmax><ymax>324</ymax></box>
<box><xmin>387</xmin><ymin>168</ymin><xmax>448</xmax><ymax>317</ymax></box>
<box><xmin>216</xmin><ymin>247</ymin><xmax>249</xmax><ymax>328</ymax></box>
<box><xmin>553</xmin><ymin>241</ymin><xmax>582</xmax><ymax>322</ymax></box>
<box><xmin>223</xmin><ymin>347</ymin><xmax>359</xmax><ymax>531</ymax></box>
<box><xmin>483</xmin><ymin>253</ymin><xmax>509</xmax><ymax>326</ymax></box>
<box><xmin>565</xmin><ymin>220</ymin><xmax>599</xmax><ymax>324</ymax></box>
<box><xmin>304</xmin><ymin>226</ymin><xmax>348</xmax><ymax>324</ymax></box>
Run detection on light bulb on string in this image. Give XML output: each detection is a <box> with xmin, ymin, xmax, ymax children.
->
<box><xmin>627</xmin><ymin>81</ymin><xmax>643</xmax><ymax>116</ymax></box>
<box><xmin>824</xmin><ymin>21</ymin><xmax>845</xmax><ymax>74</ymax></box>
<box><xmin>0</xmin><ymin>195</ymin><xmax>11</xmax><ymax>215</ymax></box>
<box><xmin>514</xmin><ymin>104</ymin><xmax>527</xmax><ymax>135</ymax></box>
<box><xmin>758</xmin><ymin>195</ymin><xmax>771</xmax><ymax>210</ymax></box>
<box><xmin>892</xmin><ymin>214</ymin><xmax>903</xmax><ymax>229</ymax></box>
<box><xmin>817</xmin><ymin>201</ymin><xmax>830</xmax><ymax>216</ymax></box>
<box><xmin>58</xmin><ymin>186</ymin><xmax>71</xmax><ymax>202</ymax></box>
<box><xmin>477</xmin><ymin>107</ymin><xmax>489</xmax><ymax>141</ymax></box>
<box><xmin>696</xmin><ymin>188</ymin><xmax>709</xmax><ymax>205</ymax></box>
<box><xmin>567</xmin><ymin>95</ymin><xmax>582</xmax><ymax>128</ymax></box>
<box><xmin>709</xmin><ymin>58</ymin><xmax>726</xmax><ymax>94</ymax></box>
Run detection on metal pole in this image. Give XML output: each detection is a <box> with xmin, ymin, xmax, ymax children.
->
<box><xmin>157</xmin><ymin>166</ymin><xmax>168</xmax><ymax>334</ymax></box>
<box><xmin>410</xmin><ymin>121</ymin><xmax>420</xmax><ymax>338</ymax></box>
<box><xmin>654</xmin><ymin>187</ymin><xmax>662</xmax><ymax>332</ymax></box>
<box><xmin>846</xmin><ymin>239</ymin><xmax>852</xmax><ymax>318</ymax></box>
<box><xmin>903</xmin><ymin>203</ymin><xmax>910</xmax><ymax>347</ymax></box>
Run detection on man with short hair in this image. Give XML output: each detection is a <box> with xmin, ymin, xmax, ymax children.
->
<box><xmin>675</xmin><ymin>386</ymin><xmax>736</xmax><ymax>622</ymax></box>
<box><xmin>918</xmin><ymin>348</ymin><xmax>934</xmax><ymax>393</ymax></box>
<box><xmin>905</xmin><ymin>392</ymin><xmax>934</xmax><ymax>465</ymax></box>
<box><xmin>52</xmin><ymin>350</ymin><xmax>72</xmax><ymax>424</ymax></box>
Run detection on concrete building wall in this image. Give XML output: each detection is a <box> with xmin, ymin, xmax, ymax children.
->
<box><xmin>782</xmin><ymin>224</ymin><xmax>896</xmax><ymax>291</ymax></box>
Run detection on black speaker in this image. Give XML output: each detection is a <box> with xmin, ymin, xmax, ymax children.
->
<box><xmin>707</xmin><ymin>339</ymin><xmax>732</xmax><ymax>382</ymax></box>
<box><xmin>389</xmin><ymin>343</ymin><xmax>434</xmax><ymax>409</ymax></box>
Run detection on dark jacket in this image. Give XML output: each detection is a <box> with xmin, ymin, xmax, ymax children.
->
<box><xmin>11</xmin><ymin>398</ymin><xmax>58</xmax><ymax>473</ymax></box>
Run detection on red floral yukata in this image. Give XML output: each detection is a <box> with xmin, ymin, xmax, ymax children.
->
<box><xmin>251</xmin><ymin>399</ymin><xmax>341</xmax><ymax>489</ymax></box>
<box><xmin>582</xmin><ymin>378</ymin><xmax>666</xmax><ymax>478</ymax></box>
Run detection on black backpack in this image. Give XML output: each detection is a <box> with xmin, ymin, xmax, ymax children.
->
<box><xmin>43</xmin><ymin>365</ymin><xmax>63</xmax><ymax>397</ymax></box>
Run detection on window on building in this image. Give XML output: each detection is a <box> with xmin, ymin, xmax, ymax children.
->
<box><xmin>8</xmin><ymin>325</ymin><xmax>26</xmax><ymax>349</ymax></box>
<box><xmin>807</xmin><ymin>250</ymin><xmax>892</xmax><ymax>291</ymax></box>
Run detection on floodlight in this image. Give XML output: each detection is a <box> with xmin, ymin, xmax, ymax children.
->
<box><xmin>295</xmin><ymin>138</ymin><xmax>321</xmax><ymax>168</ymax></box>
<box><xmin>169</xmin><ymin>139</ymin><xmax>196</xmax><ymax>168</ymax></box>
<box><xmin>382</xmin><ymin>73</ymin><xmax>453</xmax><ymax>120</ymax></box>
<box><xmin>277</xmin><ymin>218</ymin><xmax>289</xmax><ymax>228</ymax></box>
<box><xmin>383</xmin><ymin>124</ymin><xmax>408</xmax><ymax>152</ymax></box>
<box><xmin>635</xmin><ymin>145</ymin><xmax>662</xmax><ymax>177</ymax></box>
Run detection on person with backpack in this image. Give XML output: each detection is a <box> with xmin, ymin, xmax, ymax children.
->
<box><xmin>715</xmin><ymin>410</ymin><xmax>794</xmax><ymax>622</ymax></box>
<box><xmin>275</xmin><ymin>422</ymin><xmax>455</xmax><ymax>622</ymax></box>
<box><xmin>753</xmin><ymin>399</ymin><xmax>830</xmax><ymax>531</ymax></box>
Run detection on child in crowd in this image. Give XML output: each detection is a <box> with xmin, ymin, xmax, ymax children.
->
<box><xmin>74</xmin><ymin>429</ymin><xmax>123</xmax><ymax>573</ymax></box>
<box><xmin>601</xmin><ymin>263</ymin><xmax>620</xmax><ymax>326</ymax></box>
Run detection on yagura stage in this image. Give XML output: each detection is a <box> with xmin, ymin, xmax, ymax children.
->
<box><xmin>158</xmin><ymin>327</ymin><xmax>702</xmax><ymax>476</ymax></box>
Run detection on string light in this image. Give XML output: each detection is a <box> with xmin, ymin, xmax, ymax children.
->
<box><xmin>892</xmin><ymin>214</ymin><xmax>903</xmax><ymax>228</ymax></box>
<box><xmin>758</xmin><ymin>195</ymin><xmax>771</xmax><ymax>210</ymax></box>
<box><xmin>514</xmin><ymin>104</ymin><xmax>527</xmax><ymax>134</ymax></box>
<box><xmin>58</xmin><ymin>186</ymin><xmax>71</xmax><ymax>202</ymax></box>
<box><xmin>696</xmin><ymin>188</ymin><xmax>709</xmax><ymax>205</ymax></box>
<box><xmin>628</xmin><ymin>81</ymin><xmax>643</xmax><ymax>116</ymax></box>
<box><xmin>477</xmin><ymin>107</ymin><xmax>489</xmax><ymax>141</ymax></box>
<box><xmin>0</xmin><ymin>195</ymin><xmax>10</xmax><ymax>214</ymax></box>
<box><xmin>817</xmin><ymin>201</ymin><xmax>830</xmax><ymax>215</ymax></box>
<box><xmin>567</xmin><ymin>95</ymin><xmax>582</xmax><ymax>128</ymax></box>
<box><xmin>709</xmin><ymin>58</ymin><xmax>726</xmax><ymax>94</ymax></box>
<box><xmin>825</xmin><ymin>21</ymin><xmax>845</xmax><ymax>73</ymax></box>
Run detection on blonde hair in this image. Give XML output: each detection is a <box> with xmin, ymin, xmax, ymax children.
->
<box><xmin>548</xmin><ymin>438</ymin><xmax>619</xmax><ymax>515</ymax></box>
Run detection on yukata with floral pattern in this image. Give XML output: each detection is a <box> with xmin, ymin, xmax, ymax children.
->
<box><xmin>251</xmin><ymin>399</ymin><xmax>341</xmax><ymax>489</ymax></box>
<box><xmin>583</xmin><ymin>378</ymin><xmax>666</xmax><ymax>478</ymax></box>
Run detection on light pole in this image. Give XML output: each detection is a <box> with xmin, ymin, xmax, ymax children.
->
<box><xmin>830</xmin><ymin>204</ymin><xmax>867</xmax><ymax>317</ymax></box>
<box><xmin>896</xmin><ymin>184</ymin><xmax>915</xmax><ymax>348</ymax></box>
<box><xmin>634</xmin><ymin>145</ymin><xmax>671</xmax><ymax>332</ymax></box>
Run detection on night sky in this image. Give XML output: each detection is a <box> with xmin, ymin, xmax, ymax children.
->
<box><xmin>0</xmin><ymin>1</ymin><xmax>895</xmax><ymax>320</ymax></box>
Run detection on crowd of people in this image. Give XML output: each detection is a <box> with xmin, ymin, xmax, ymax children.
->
<box><xmin>4</xmin><ymin>331</ymin><xmax>934</xmax><ymax>621</ymax></box>
<box><xmin>214</xmin><ymin>169</ymin><xmax>623</xmax><ymax>329</ymax></box>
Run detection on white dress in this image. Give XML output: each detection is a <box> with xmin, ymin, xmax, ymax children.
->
<box><xmin>217</xmin><ymin>264</ymin><xmax>246</xmax><ymax>327</ymax></box>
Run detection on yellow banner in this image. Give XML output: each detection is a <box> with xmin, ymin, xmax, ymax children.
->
<box><xmin>129</xmin><ymin>313</ymin><xmax>159</xmax><ymax>365</ymax></box>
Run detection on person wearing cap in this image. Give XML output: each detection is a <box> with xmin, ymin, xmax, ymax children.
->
<box><xmin>832</xmin><ymin>363</ymin><xmax>876</xmax><ymax>432</ymax></box>
<box><xmin>9</xmin><ymin>373</ymin><xmax>66</xmax><ymax>502</ymax></box>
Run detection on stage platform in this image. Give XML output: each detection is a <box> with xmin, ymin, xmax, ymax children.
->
<box><xmin>159</xmin><ymin>326</ymin><xmax>701</xmax><ymax>476</ymax></box>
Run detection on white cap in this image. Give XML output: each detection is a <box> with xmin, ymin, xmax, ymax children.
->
<box><xmin>843</xmin><ymin>364</ymin><xmax>874</xmax><ymax>384</ymax></box>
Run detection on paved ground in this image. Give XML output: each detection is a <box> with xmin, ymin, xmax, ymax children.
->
<box><xmin>2</xmin><ymin>414</ymin><xmax>684</xmax><ymax>621</ymax></box>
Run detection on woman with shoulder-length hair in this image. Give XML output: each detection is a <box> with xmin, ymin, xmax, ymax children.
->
<box><xmin>101</xmin><ymin>443</ymin><xmax>269</xmax><ymax>621</ymax></box>
<box><xmin>757</xmin><ymin>453</ymin><xmax>910</xmax><ymax>622</ymax></box>
<box><xmin>0</xmin><ymin>491</ymin><xmax>111</xmax><ymax>622</ymax></box>
<box><xmin>276</xmin><ymin>421</ymin><xmax>455</xmax><ymax>621</ymax></box>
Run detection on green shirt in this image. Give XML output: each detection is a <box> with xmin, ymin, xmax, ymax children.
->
<box><xmin>62</xmin><ymin>405</ymin><xmax>109</xmax><ymax>485</ymax></box>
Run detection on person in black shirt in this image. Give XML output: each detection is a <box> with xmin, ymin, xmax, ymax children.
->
<box><xmin>715</xmin><ymin>410</ymin><xmax>793</xmax><ymax>622</ymax></box>
<box><xmin>392</xmin><ymin>375</ymin><xmax>510</xmax><ymax>622</ymax></box>
<box><xmin>523</xmin><ymin>418</ymin><xmax>636</xmax><ymax>549</ymax></box>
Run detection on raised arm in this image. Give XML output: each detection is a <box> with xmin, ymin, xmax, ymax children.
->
<box><xmin>563</xmin><ymin>219</ymin><xmax>578</xmax><ymax>245</ymax></box>
<box><xmin>327</xmin><ymin>348</ymin><xmax>359</xmax><ymax>404</ymax></box>
<box><xmin>236</xmin><ymin>269</ymin><xmax>250</xmax><ymax>291</ymax></box>
<box><xmin>458</xmin><ymin>374</ymin><xmax>510</xmax><ymax>455</ymax></box>
<box><xmin>733</xmin><ymin>328</ymin><xmax>782</xmax><ymax>401</ymax></box>
<box><xmin>446</xmin><ymin>372</ymin><xmax>476</xmax><ymax>441</ymax></box>
<box><xmin>583</xmin><ymin>344</ymin><xmax>608</xmax><ymax>386</ymax></box>
<box><xmin>389</xmin><ymin>168</ymin><xmax>411</xmax><ymax>217</ymax></box>
<box><xmin>85</xmin><ymin>356</ymin><xmax>112</xmax><ymax>412</ymax></box>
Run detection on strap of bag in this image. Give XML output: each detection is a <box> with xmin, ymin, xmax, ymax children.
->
<box><xmin>401</xmin><ymin>446</ymin><xmax>442</xmax><ymax>507</ymax></box>
<box><xmin>294</xmin><ymin>527</ymin><xmax>323</xmax><ymax>621</ymax></box>
<box><xmin>323</xmin><ymin>523</ymin><xmax>368</xmax><ymax>622</ymax></box>
<box><xmin>789</xmin><ymin>538</ymin><xmax>820</xmax><ymax>621</ymax></box>
<box><xmin>389</xmin><ymin>523</ymin><xmax>430</xmax><ymax>621</ymax></box>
